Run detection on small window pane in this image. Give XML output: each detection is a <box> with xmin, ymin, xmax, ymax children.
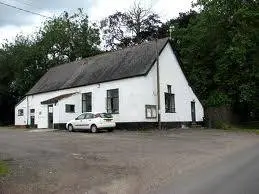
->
<box><xmin>147</xmin><ymin>108</ymin><xmax>152</xmax><ymax>118</ymax></box>
<box><xmin>82</xmin><ymin>93</ymin><xmax>92</xmax><ymax>112</ymax></box>
<box><xmin>76</xmin><ymin>114</ymin><xmax>85</xmax><ymax>120</ymax></box>
<box><xmin>18</xmin><ymin>109</ymin><xmax>24</xmax><ymax>116</ymax></box>
<box><xmin>66</xmin><ymin>104</ymin><xmax>75</xmax><ymax>113</ymax></box>
<box><xmin>113</xmin><ymin>98</ymin><xmax>119</xmax><ymax>113</ymax></box>
<box><xmin>165</xmin><ymin>93</ymin><xmax>175</xmax><ymax>113</ymax></box>
<box><xmin>85</xmin><ymin>113</ymin><xmax>94</xmax><ymax>119</ymax></box>
<box><xmin>107</xmin><ymin>89</ymin><xmax>119</xmax><ymax>113</ymax></box>
<box><xmin>151</xmin><ymin>107</ymin><xmax>157</xmax><ymax>118</ymax></box>
<box><xmin>145</xmin><ymin>105</ymin><xmax>157</xmax><ymax>118</ymax></box>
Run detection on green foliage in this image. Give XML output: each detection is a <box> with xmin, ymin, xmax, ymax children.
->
<box><xmin>0</xmin><ymin>1</ymin><xmax>258</xmax><ymax>124</ymax></box>
<box><xmin>207</xmin><ymin>91</ymin><xmax>231</xmax><ymax>107</ymax></box>
<box><xmin>215</xmin><ymin>121</ymin><xmax>259</xmax><ymax>134</ymax></box>
<box><xmin>0</xmin><ymin>10</ymin><xmax>101</xmax><ymax>124</ymax></box>
<box><xmin>101</xmin><ymin>3</ymin><xmax>162</xmax><ymax>49</ymax></box>
<box><xmin>40</xmin><ymin>9</ymin><xmax>101</xmax><ymax>62</ymax></box>
<box><xmin>0</xmin><ymin>161</ymin><xmax>9</xmax><ymax>175</ymax></box>
<box><xmin>167</xmin><ymin>0</ymin><xmax>259</xmax><ymax>120</ymax></box>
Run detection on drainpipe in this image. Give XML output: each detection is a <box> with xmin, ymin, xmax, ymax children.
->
<box><xmin>26</xmin><ymin>96</ymin><xmax>29</xmax><ymax>128</ymax></box>
<box><xmin>156</xmin><ymin>39</ymin><xmax>161</xmax><ymax>130</ymax></box>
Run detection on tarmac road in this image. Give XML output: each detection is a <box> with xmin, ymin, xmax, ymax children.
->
<box><xmin>159</xmin><ymin>142</ymin><xmax>259</xmax><ymax>194</ymax></box>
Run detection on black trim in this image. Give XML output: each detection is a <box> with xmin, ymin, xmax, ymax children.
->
<box><xmin>115</xmin><ymin>122</ymin><xmax>193</xmax><ymax>130</ymax></box>
<box><xmin>54</xmin><ymin>123</ymin><xmax>67</xmax><ymax>130</ymax></box>
<box><xmin>53</xmin><ymin>122</ymin><xmax>204</xmax><ymax>130</ymax></box>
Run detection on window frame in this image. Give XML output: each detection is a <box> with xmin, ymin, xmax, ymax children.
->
<box><xmin>65</xmin><ymin>104</ymin><xmax>75</xmax><ymax>113</ymax></box>
<box><xmin>165</xmin><ymin>93</ymin><xmax>176</xmax><ymax>113</ymax></box>
<box><xmin>82</xmin><ymin>92</ymin><xmax>92</xmax><ymax>113</ymax></box>
<box><xmin>145</xmin><ymin>105</ymin><xmax>157</xmax><ymax>119</ymax></box>
<box><xmin>106</xmin><ymin>89</ymin><xmax>119</xmax><ymax>114</ymax></box>
<box><xmin>76</xmin><ymin>113</ymin><xmax>86</xmax><ymax>120</ymax></box>
<box><xmin>18</xmin><ymin>109</ymin><xmax>24</xmax><ymax>116</ymax></box>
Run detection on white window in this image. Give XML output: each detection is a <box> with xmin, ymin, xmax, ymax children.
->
<box><xmin>145</xmin><ymin>105</ymin><xmax>157</xmax><ymax>118</ymax></box>
<box><xmin>65</xmin><ymin>104</ymin><xmax>75</xmax><ymax>113</ymax></box>
<box><xmin>107</xmin><ymin>89</ymin><xmax>119</xmax><ymax>114</ymax></box>
<box><xmin>18</xmin><ymin>109</ymin><xmax>24</xmax><ymax>116</ymax></box>
<box><xmin>82</xmin><ymin>93</ymin><xmax>92</xmax><ymax>112</ymax></box>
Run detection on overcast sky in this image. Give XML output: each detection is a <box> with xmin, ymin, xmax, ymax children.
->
<box><xmin>0</xmin><ymin>0</ymin><xmax>193</xmax><ymax>43</ymax></box>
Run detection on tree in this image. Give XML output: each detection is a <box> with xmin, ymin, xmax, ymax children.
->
<box><xmin>39</xmin><ymin>9</ymin><xmax>101</xmax><ymax>65</ymax></box>
<box><xmin>101</xmin><ymin>2</ymin><xmax>162</xmax><ymax>49</ymax></box>
<box><xmin>157</xmin><ymin>10</ymin><xmax>198</xmax><ymax>39</ymax></box>
<box><xmin>0</xmin><ymin>9</ymin><xmax>101</xmax><ymax>125</ymax></box>
<box><xmin>170</xmin><ymin>0</ymin><xmax>259</xmax><ymax>121</ymax></box>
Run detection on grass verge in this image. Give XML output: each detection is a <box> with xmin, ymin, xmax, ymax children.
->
<box><xmin>217</xmin><ymin>122</ymin><xmax>259</xmax><ymax>134</ymax></box>
<box><xmin>0</xmin><ymin>161</ymin><xmax>9</xmax><ymax>175</ymax></box>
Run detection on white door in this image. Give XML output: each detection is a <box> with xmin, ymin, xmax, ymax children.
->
<box><xmin>73</xmin><ymin>113</ymin><xmax>86</xmax><ymax>129</ymax></box>
<box><xmin>83</xmin><ymin>113</ymin><xmax>95</xmax><ymax>129</ymax></box>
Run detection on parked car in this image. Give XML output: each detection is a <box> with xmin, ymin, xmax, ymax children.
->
<box><xmin>66</xmin><ymin>113</ymin><xmax>116</xmax><ymax>133</ymax></box>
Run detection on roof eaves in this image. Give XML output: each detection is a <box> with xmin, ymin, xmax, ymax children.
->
<box><xmin>27</xmin><ymin>73</ymin><xmax>147</xmax><ymax>96</ymax></box>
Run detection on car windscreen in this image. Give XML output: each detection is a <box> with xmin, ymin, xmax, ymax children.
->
<box><xmin>96</xmin><ymin>113</ymin><xmax>113</xmax><ymax>118</ymax></box>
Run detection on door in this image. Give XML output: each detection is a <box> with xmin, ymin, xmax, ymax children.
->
<box><xmin>48</xmin><ymin>105</ymin><xmax>54</xmax><ymax>128</ymax></box>
<box><xmin>30</xmin><ymin>109</ymin><xmax>35</xmax><ymax>127</ymax></box>
<box><xmin>191</xmin><ymin>101</ymin><xmax>196</xmax><ymax>123</ymax></box>
<box><xmin>84</xmin><ymin>113</ymin><xmax>95</xmax><ymax>129</ymax></box>
<box><xmin>74</xmin><ymin>113</ymin><xmax>86</xmax><ymax>129</ymax></box>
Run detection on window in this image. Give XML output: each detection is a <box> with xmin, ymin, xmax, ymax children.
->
<box><xmin>165</xmin><ymin>93</ymin><xmax>175</xmax><ymax>113</ymax></box>
<box><xmin>167</xmin><ymin>85</ymin><xmax>172</xmax><ymax>93</ymax></box>
<box><xmin>95</xmin><ymin>113</ymin><xmax>113</xmax><ymax>118</ymax></box>
<box><xmin>18</xmin><ymin>109</ymin><xmax>24</xmax><ymax>116</ymax></box>
<box><xmin>145</xmin><ymin>105</ymin><xmax>157</xmax><ymax>118</ymax></box>
<box><xmin>30</xmin><ymin>109</ymin><xmax>35</xmax><ymax>126</ymax></box>
<box><xmin>65</xmin><ymin>104</ymin><xmax>75</xmax><ymax>113</ymax></box>
<box><xmin>76</xmin><ymin>113</ymin><xmax>86</xmax><ymax>120</ymax></box>
<box><xmin>85</xmin><ymin>113</ymin><xmax>94</xmax><ymax>119</ymax></box>
<box><xmin>107</xmin><ymin>89</ymin><xmax>119</xmax><ymax>114</ymax></box>
<box><xmin>82</xmin><ymin>93</ymin><xmax>92</xmax><ymax>112</ymax></box>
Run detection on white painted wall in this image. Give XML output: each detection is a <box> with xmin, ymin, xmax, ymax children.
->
<box><xmin>15</xmin><ymin>66</ymin><xmax>158</xmax><ymax>128</ymax></box>
<box><xmin>15</xmin><ymin>97</ymin><xmax>28</xmax><ymax>126</ymax></box>
<box><xmin>158</xmin><ymin>43</ymin><xmax>204</xmax><ymax>122</ymax></box>
<box><xmin>15</xmin><ymin>42</ymin><xmax>204</xmax><ymax>128</ymax></box>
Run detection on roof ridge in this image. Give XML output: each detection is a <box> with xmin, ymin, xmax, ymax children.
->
<box><xmin>49</xmin><ymin>37</ymin><xmax>169</xmax><ymax>70</ymax></box>
<box><xmin>27</xmin><ymin>37</ymin><xmax>170</xmax><ymax>95</ymax></box>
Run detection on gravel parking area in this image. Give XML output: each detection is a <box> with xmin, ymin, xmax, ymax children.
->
<box><xmin>0</xmin><ymin>128</ymin><xmax>258</xmax><ymax>194</ymax></box>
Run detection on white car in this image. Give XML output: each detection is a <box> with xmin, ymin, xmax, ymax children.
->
<box><xmin>66</xmin><ymin>112</ymin><xmax>116</xmax><ymax>133</ymax></box>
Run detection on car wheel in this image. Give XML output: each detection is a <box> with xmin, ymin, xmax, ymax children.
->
<box><xmin>68</xmin><ymin>124</ymin><xmax>74</xmax><ymax>132</ymax></box>
<box><xmin>90</xmin><ymin>124</ymin><xmax>98</xmax><ymax>133</ymax></box>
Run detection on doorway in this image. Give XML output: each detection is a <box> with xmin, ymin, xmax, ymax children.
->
<box><xmin>48</xmin><ymin>105</ymin><xmax>53</xmax><ymax>128</ymax></box>
<box><xmin>191</xmin><ymin>101</ymin><xmax>196</xmax><ymax>123</ymax></box>
<box><xmin>30</xmin><ymin>109</ymin><xmax>35</xmax><ymax>127</ymax></box>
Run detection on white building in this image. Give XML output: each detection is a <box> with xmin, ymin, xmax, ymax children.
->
<box><xmin>15</xmin><ymin>38</ymin><xmax>204</xmax><ymax>129</ymax></box>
